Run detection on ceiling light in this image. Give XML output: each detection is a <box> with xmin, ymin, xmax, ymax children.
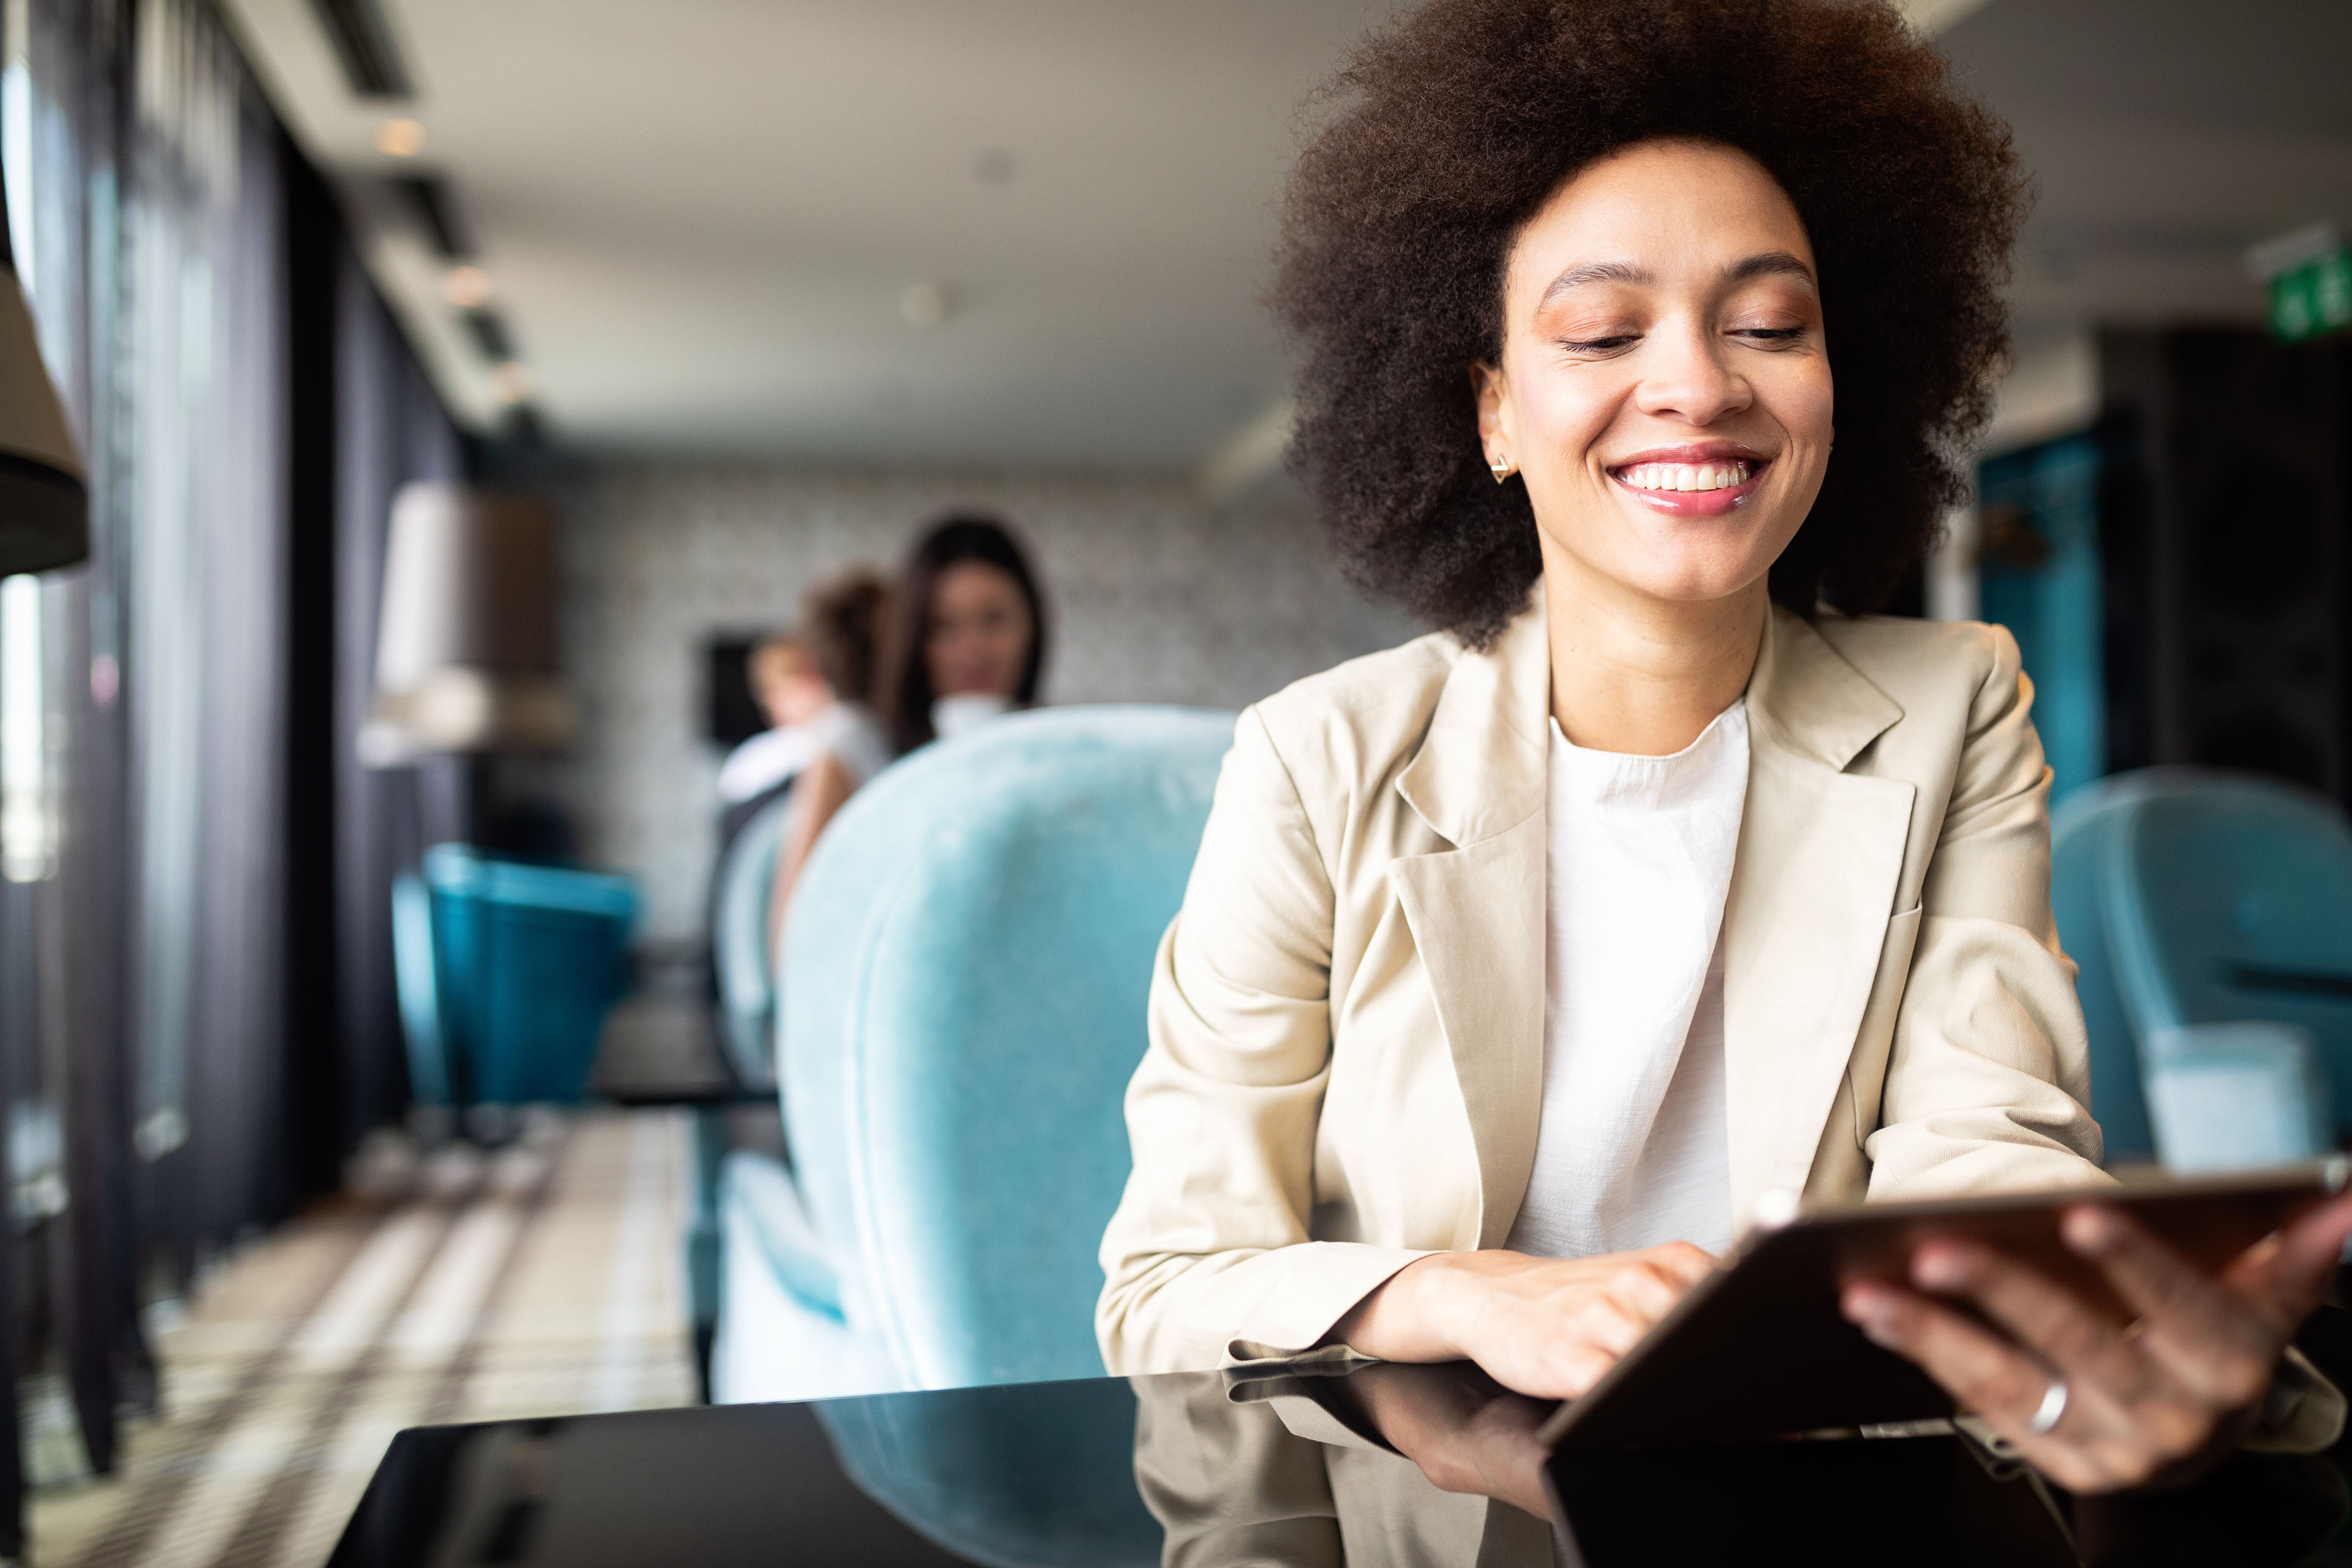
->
<box><xmin>900</xmin><ymin>282</ymin><xmax>952</xmax><ymax>330</ymax></box>
<box><xmin>443</xmin><ymin>265</ymin><xmax>492</xmax><ymax>309</ymax></box>
<box><xmin>375</xmin><ymin>117</ymin><xmax>427</xmax><ymax>157</ymax></box>
<box><xmin>491</xmin><ymin>361</ymin><xmax>532</xmax><ymax>404</ymax></box>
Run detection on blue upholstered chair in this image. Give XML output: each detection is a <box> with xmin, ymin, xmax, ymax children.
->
<box><xmin>709</xmin><ymin>790</ymin><xmax>791</xmax><ymax>1093</ymax></box>
<box><xmin>391</xmin><ymin>845</ymin><xmax>638</xmax><ymax>1118</ymax></box>
<box><xmin>2051</xmin><ymin>769</ymin><xmax>2352</xmax><ymax>1170</ymax></box>
<box><xmin>710</xmin><ymin>706</ymin><xmax>1234</xmax><ymax>1405</ymax></box>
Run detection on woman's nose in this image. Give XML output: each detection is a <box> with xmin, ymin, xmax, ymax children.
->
<box><xmin>1634</xmin><ymin>322</ymin><xmax>1752</xmax><ymax>428</ymax></box>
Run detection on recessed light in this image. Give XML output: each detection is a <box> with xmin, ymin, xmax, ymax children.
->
<box><xmin>443</xmin><ymin>265</ymin><xmax>492</xmax><ymax>309</ymax></box>
<box><xmin>900</xmin><ymin>282</ymin><xmax>952</xmax><ymax>329</ymax></box>
<box><xmin>491</xmin><ymin>361</ymin><xmax>532</xmax><ymax>404</ymax></box>
<box><xmin>375</xmin><ymin>117</ymin><xmax>427</xmax><ymax>158</ymax></box>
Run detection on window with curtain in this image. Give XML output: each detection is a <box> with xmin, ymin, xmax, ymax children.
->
<box><xmin>123</xmin><ymin>0</ymin><xmax>288</xmax><ymax>1240</ymax></box>
<box><xmin>0</xmin><ymin>0</ymin><xmax>466</xmax><ymax>1518</ymax></box>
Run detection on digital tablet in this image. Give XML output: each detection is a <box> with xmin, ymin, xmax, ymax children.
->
<box><xmin>1539</xmin><ymin>1159</ymin><xmax>2350</xmax><ymax>1450</ymax></box>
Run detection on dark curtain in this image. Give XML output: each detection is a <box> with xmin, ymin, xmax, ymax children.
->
<box><xmin>11</xmin><ymin>0</ymin><xmax>139</xmax><ymax>1517</ymax></box>
<box><xmin>331</xmin><ymin>254</ymin><xmax>460</xmax><ymax>1153</ymax></box>
<box><xmin>124</xmin><ymin>0</ymin><xmax>293</xmax><ymax>1255</ymax></box>
<box><xmin>0</xmin><ymin>0</ymin><xmax>464</xmax><ymax>1532</ymax></box>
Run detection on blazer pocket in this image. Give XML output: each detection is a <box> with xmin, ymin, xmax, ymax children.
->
<box><xmin>1847</xmin><ymin>905</ymin><xmax>1925</xmax><ymax>1150</ymax></box>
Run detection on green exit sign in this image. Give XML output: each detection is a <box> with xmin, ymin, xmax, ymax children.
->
<box><xmin>2249</xmin><ymin>225</ymin><xmax>2352</xmax><ymax>343</ymax></box>
<box><xmin>2271</xmin><ymin>248</ymin><xmax>2352</xmax><ymax>342</ymax></box>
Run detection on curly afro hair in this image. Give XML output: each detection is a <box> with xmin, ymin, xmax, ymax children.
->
<box><xmin>1275</xmin><ymin>0</ymin><xmax>2026</xmax><ymax>647</ymax></box>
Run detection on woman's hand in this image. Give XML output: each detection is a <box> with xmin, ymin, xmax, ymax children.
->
<box><xmin>1333</xmin><ymin>1243</ymin><xmax>1716</xmax><ymax>1400</ymax></box>
<box><xmin>1841</xmin><ymin>1191</ymin><xmax>2352</xmax><ymax>1494</ymax></box>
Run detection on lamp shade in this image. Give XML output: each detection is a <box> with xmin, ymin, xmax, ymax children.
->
<box><xmin>0</xmin><ymin>162</ymin><xmax>86</xmax><ymax>576</ymax></box>
<box><xmin>360</xmin><ymin>482</ymin><xmax>574</xmax><ymax>763</ymax></box>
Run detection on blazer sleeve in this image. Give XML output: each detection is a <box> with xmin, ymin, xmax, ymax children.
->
<box><xmin>1866</xmin><ymin>624</ymin><xmax>2111</xmax><ymax>1196</ymax></box>
<box><xmin>1097</xmin><ymin>706</ymin><xmax>1432</xmax><ymax>1374</ymax></box>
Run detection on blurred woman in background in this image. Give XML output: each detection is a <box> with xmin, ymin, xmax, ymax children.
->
<box><xmin>771</xmin><ymin>514</ymin><xmax>1049</xmax><ymax>941</ymax></box>
<box><xmin>877</xmin><ymin>514</ymin><xmax>1049</xmax><ymax>755</ymax></box>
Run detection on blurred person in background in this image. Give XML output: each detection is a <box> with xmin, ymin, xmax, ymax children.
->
<box><xmin>771</xmin><ymin>515</ymin><xmax>1049</xmax><ymax>944</ymax></box>
<box><xmin>718</xmin><ymin>571</ymin><xmax>886</xmax><ymax>960</ymax></box>
<box><xmin>715</xmin><ymin>573</ymin><xmax>891</xmax><ymax>854</ymax></box>
<box><xmin>715</xmin><ymin>632</ymin><xmax>826</xmax><ymax>845</ymax></box>
<box><xmin>880</xmin><ymin>514</ymin><xmax>1050</xmax><ymax>755</ymax></box>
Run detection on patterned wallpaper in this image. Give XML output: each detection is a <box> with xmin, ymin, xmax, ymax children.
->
<box><xmin>549</xmin><ymin>461</ymin><xmax>1421</xmax><ymax>941</ymax></box>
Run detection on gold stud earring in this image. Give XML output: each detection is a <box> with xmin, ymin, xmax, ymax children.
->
<box><xmin>1488</xmin><ymin>455</ymin><xmax>1512</xmax><ymax>484</ymax></box>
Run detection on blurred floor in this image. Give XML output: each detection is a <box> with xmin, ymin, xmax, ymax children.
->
<box><xmin>29</xmin><ymin>1108</ymin><xmax>697</xmax><ymax>1568</ymax></box>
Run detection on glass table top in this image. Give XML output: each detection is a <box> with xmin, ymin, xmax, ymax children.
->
<box><xmin>326</xmin><ymin>1343</ymin><xmax>2352</xmax><ymax>1568</ymax></box>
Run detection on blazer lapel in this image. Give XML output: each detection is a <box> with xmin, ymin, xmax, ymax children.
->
<box><xmin>1722</xmin><ymin>609</ymin><xmax>1917</xmax><ymax>1223</ymax></box>
<box><xmin>1392</xmin><ymin>592</ymin><xmax>1550</xmax><ymax>1248</ymax></box>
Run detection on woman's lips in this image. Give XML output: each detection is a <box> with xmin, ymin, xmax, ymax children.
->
<box><xmin>1608</xmin><ymin>456</ymin><xmax>1767</xmax><ymax>518</ymax></box>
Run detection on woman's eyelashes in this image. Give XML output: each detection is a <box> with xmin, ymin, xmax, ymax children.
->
<box><xmin>1552</xmin><ymin>324</ymin><xmax>1806</xmax><ymax>362</ymax></box>
<box><xmin>1556</xmin><ymin>334</ymin><xmax>1640</xmax><ymax>356</ymax></box>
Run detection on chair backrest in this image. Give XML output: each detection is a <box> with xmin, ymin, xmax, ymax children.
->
<box><xmin>712</xmin><ymin>790</ymin><xmax>792</xmax><ymax>1091</ymax></box>
<box><xmin>2050</xmin><ymin>777</ymin><xmax>2160</xmax><ymax>1161</ymax></box>
<box><xmin>2106</xmin><ymin>772</ymin><xmax>2352</xmax><ymax>1138</ymax></box>
<box><xmin>782</xmin><ymin>706</ymin><xmax>1234</xmax><ymax>1389</ymax></box>
<box><xmin>2053</xmin><ymin>769</ymin><xmax>2352</xmax><ymax>1163</ymax></box>
<box><xmin>421</xmin><ymin>844</ymin><xmax>639</xmax><ymax>1106</ymax></box>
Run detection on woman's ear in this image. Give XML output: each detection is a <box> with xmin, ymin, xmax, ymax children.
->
<box><xmin>1471</xmin><ymin>362</ymin><xmax>1513</xmax><ymax>471</ymax></box>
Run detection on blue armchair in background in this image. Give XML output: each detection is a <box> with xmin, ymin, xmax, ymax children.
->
<box><xmin>393</xmin><ymin>844</ymin><xmax>638</xmax><ymax>1128</ymax></box>
<box><xmin>711</xmin><ymin>705</ymin><xmax>1234</xmax><ymax>1405</ymax></box>
<box><xmin>2051</xmin><ymin>769</ymin><xmax>2352</xmax><ymax>1171</ymax></box>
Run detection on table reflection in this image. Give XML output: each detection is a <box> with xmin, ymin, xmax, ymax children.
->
<box><xmin>331</xmin><ymin>1359</ymin><xmax>2352</xmax><ymax>1567</ymax></box>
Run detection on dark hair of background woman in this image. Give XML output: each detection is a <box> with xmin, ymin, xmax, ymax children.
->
<box><xmin>877</xmin><ymin>514</ymin><xmax>1049</xmax><ymax>755</ymax></box>
<box><xmin>802</xmin><ymin>568</ymin><xmax>888</xmax><ymax>707</ymax></box>
<box><xmin>1275</xmin><ymin>0</ymin><xmax>2027</xmax><ymax>648</ymax></box>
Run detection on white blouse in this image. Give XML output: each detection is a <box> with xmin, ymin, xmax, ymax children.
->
<box><xmin>1504</xmin><ymin>699</ymin><xmax>1749</xmax><ymax>1262</ymax></box>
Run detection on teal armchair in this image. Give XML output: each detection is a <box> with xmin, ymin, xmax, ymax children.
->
<box><xmin>712</xmin><ymin>706</ymin><xmax>1234</xmax><ymax>1403</ymax></box>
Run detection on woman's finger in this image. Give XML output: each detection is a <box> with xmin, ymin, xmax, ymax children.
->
<box><xmin>2221</xmin><ymin>1191</ymin><xmax>2352</xmax><ymax>1322</ymax></box>
<box><xmin>1907</xmin><ymin>1238</ymin><xmax>2154</xmax><ymax>1402</ymax></box>
<box><xmin>2064</xmin><ymin>1207</ymin><xmax>2275</xmax><ymax>1344</ymax></box>
<box><xmin>1842</xmin><ymin>1281</ymin><xmax>2204</xmax><ymax>1493</ymax></box>
<box><xmin>2062</xmin><ymin>1207</ymin><xmax>2278</xmax><ymax>1406</ymax></box>
<box><xmin>1643</xmin><ymin>1240</ymin><xmax>1718</xmax><ymax>1288</ymax></box>
<box><xmin>1842</xmin><ymin>1281</ymin><xmax>2069</xmax><ymax>1439</ymax></box>
<box><xmin>1592</xmin><ymin>1254</ymin><xmax>1699</xmax><ymax>1327</ymax></box>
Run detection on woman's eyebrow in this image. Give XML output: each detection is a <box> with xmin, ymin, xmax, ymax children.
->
<box><xmin>1539</xmin><ymin>260</ymin><xmax>1650</xmax><ymax>305</ymax></box>
<box><xmin>1539</xmin><ymin>251</ymin><xmax>1814</xmax><ymax>307</ymax></box>
<box><xmin>1725</xmin><ymin>250</ymin><xmax>1815</xmax><ymax>288</ymax></box>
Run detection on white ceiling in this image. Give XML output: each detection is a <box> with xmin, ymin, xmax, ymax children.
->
<box><xmin>219</xmin><ymin>0</ymin><xmax>2352</xmax><ymax>472</ymax></box>
<box><xmin>1939</xmin><ymin>0</ymin><xmax>2352</xmax><ymax>350</ymax></box>
<box><xmin>224</xmin><ymin>0</ymin><xmax>1411</xmax><ymax>469</ymax></box>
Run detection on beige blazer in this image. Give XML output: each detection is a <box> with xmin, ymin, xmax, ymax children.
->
<box><xmin>1098</xmin><ymin>588</ymin><xmax>2109</xmax><ymax>1374</ymax></box>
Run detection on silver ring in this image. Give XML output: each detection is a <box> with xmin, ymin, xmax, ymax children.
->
<box><xmin>2028</xmin><ymin>1377</ymin><xmax>2068</xmax><ymax>1436</ymax></box>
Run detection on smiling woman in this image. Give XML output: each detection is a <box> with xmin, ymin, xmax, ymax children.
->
<box><xmin>1098</xmin><ymin>0</ymin><xmax>2352</xmax><ymax>1505</ymax></box>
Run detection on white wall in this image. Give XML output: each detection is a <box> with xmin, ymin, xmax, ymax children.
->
<box><xmin>551</xmin><ymin>461</ymin><xmax>1419</xmax><ymax>941</ymax></box>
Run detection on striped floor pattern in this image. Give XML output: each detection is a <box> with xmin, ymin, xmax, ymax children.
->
<box><xmin>30</xmin><ymin>1108</ymin><xmax>698</xmax><ymax>1568</ymax></box>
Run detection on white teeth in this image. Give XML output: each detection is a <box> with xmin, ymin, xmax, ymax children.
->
<box><xmin>1619</xmin><ymin>460</ymin><xmax>1752</xmax><ymax>492</ymax></box>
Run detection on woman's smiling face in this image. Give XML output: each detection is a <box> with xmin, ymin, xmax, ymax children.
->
<box><xmin>1477</xmin><ymin>138</ymin><xmax>1833</xmax><ymax>609</ymax></box>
